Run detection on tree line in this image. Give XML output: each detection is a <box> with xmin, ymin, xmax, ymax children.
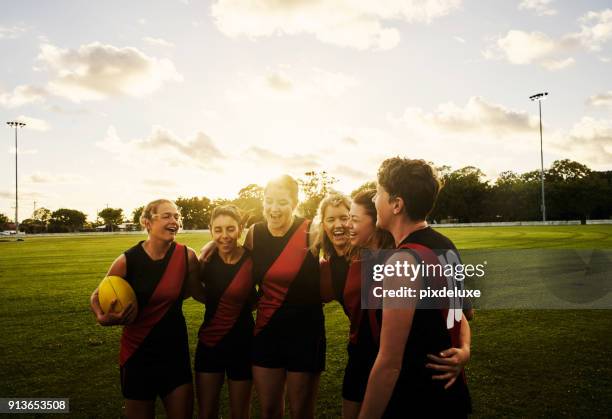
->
<box><xmin>1</xmin><ymin>159</ymin><xmax>610</xmax><ymax>233</ymax></box>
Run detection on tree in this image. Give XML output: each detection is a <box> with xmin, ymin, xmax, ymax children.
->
<box><xmin>232</xmin><ymin>184</ymin><xmax>264</xmax><ymax>226</ymax></box>
<box><xmin>132</xmin><ymin>206</ymin><xmax>144</xmax><ymax>228</ymax></box>
<box><xmin>175</xmin><ymin>197</ymin><xmax>212</xmax><ymax>229</ymax></box>
<box><xmin>0</xmin><ymin>213</ymin><xmax>9</xmax><ymax>230</ymax></box>
<box><xmin>32</xmin><ymin>207</ymin><xmax>51</xmax><ymax>223</ymax></box>
<box><xmin>19</xmin><ymin>218</ymin><xmax>46</xmax><ymax>234</ymax></box>
<box><xmin>297</xmin><ymin>171</ymin><xmax>338</xmax><ymax>220</ymax></box>
<box><xmin>98</xmin><ymin>208</ymin><xmax>124</xmax><ymax>231</ymax></box>
<box><xmin>431</xmin><ymin>166</ymin><xmax>490</xmax><ymax>223</ymax></box>
<box><xmin>48</xmin><ymin>208</ymin><xmax>87</xmax><ymax>232</ymax></box>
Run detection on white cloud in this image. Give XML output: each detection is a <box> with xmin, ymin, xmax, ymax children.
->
<box><xmin>142</xmin><ymin>37</ymin><xmax>175</xmax><ymax>48</ymax></box>
<box><xmin>333</xmin><ymin>164</ymin><xmax>369</xmax><ymax>180</ymax></box>
<box><xmin>518</xmin><ymin>0</ymin><xmax>557</xmax><ymax>17</ymax></box>
<box><xmin>586</xmin><ymin>91</ymin><xmax>612</xmax><ymax>108</ymax></box>
<box><xmin>15</xmin><ymin>115</ymin><xmax>50</xmax><ymax>132</ymax></box>
<box><xmin>540</xmin><ymin>57</ymin><xmax>575</xmax><ymax>70</ymax></box>
<box><xmin>7</xmin><ymin>148</ymin><xmax>38</xmax><ymax>155</ymax></box>
<box><xmin>0</xmin><ymin>24</ymin><xmax>27</xmax><ymax>40</ymax></box>
<box><xmin>211</xmin><ymin>0</ymin><xmax>461</xmax><ymax>50</ymax></box>
<box><xmin>574</xmin><ymin>9</ymin><xmax>612</xmax><ymax>51</ymax></box>
<box><xmin>453</xmin><ymin>36</ymin><xmax>466</xmax><ymax>43</ymax></box>
<box><xmin>96</xmin><ymin>126</ymin><xmax>224</xmax><ymax>170</ymax></box>
<box><xmin>26</xmin><ymin>172</ymin><xmax>88</xmax><ymax>184</ymax></box>
<box><xmin>396</xmin><ymin>96</ymin><xmax>538</xmax><ymax>135</ymax></box>
<box><xmin>227</xmin><ymin>66</ymin><xmax>358</xmax><ymax>102</ymax></box>
<box><xmin>484</xmin><ymin>8</ymin><xmax>612</xmax><ymax>70</ymax></box>
<box><xmin>553</xmin><ymin>117</ymin><xmax>612</xmax><ymax>165</ymax></box>
<box><xmin>245</xmin><ymin>146</ymin><xmax>320</xmax><ymax>170</ymax></box>
<box><xmin>0</xmin><ymin>85</ymin><xmax>48</xmax><ymax>108</ymax></box>
<box><xmin>484</xmin><ymin>30</ymin><xmax>576</xmax><ymax>69</ymax></box>
<box><xmin>37</xmin><ymin>42</ymin><xmax>183</xmax><ymax>102</ymax></box>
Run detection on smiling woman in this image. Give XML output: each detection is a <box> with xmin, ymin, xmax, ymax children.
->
<box><xmin>89</xmin><ymin>198</ymin><xmax>202</xmax><ymax>419</ymax></box>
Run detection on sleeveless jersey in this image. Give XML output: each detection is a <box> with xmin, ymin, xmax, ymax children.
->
<box><xmin>198</xmin><ymin>249</ymin><xmax>256</xmax><ymax>347</ymax></box>
<box><xmin>121</xmin><ymin>241</ymin><xmax>188</xmax><ymax>365</ymax></box>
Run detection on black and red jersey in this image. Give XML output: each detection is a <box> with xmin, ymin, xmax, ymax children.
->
<box><xmin>321</xmin><ymin>249</ymin><xmax>380</xmax><ymax>348</ymax></box>
<box><xmin>121</xmin><ymin>241</ymin><xmax>189</xmax><ymax>366</ymax></box>
<box><xmin>383</xmin><ymin>227</ymin><xmax>471</xmax><ymax>417</ymax></box>
<box><xmin>198</xmin><ymin>249</ymin><xmax>256</xmax><ymax>348</ymax></box>
<box><xmin>251</xmin><ymin>217</ymin><xmax>322</xmax><ymax>334</ymax></box>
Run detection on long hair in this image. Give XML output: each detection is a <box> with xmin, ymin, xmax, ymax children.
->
<box><xmin>309</xmin><ymin>192</ymin><xmax>351</xmax><ymax>258</ymax></box>
<box><xmin>348</xmin><ymin>189</ymin><xmax>394</xmax><ymax>259</ymax></box>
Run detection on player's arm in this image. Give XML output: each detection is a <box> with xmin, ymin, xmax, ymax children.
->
<box><xmin>89</xmin><ymin>254</ymin><xmax>136</xmax><ymax>326</ymax></box>
<box><xmin>359</xmin><ymin>252</ymin><xmax>418</xmax><ymax>419</ymax></box>
<box><xmin>426</xmin><ymin>312</ymin><xmax>471</xmax><ymax>389</ymax></box>
<box><xmin>187</xmin><ymin>247</ymin><xmax>206</xmax><ymax>303</ymax></box>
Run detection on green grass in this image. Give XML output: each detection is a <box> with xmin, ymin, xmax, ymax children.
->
<box><xmin>1</xmin><ymin>226</ymin><xmax>611</xmax><ymax>418</ymax></box>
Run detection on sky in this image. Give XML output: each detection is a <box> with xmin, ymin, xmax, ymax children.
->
<box><xmin>1</xmin><ymin>0</ymin><xmax>611</xmax><ymax>221</ymax></box>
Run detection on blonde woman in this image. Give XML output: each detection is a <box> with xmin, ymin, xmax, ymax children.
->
<box><xmin>90</xmin><ymin>199</ymin><xmax>201</xmax><ymax>419</ymax></box>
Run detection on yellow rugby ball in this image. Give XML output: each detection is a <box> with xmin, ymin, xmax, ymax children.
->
<box><xmin>98</xmin><ymin>275</ymin><xmax>137</xmax><ymax>315</ymax></box>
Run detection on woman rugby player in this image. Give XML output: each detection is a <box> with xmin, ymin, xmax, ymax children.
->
<box><xmin>320</xmin><ymin>190</ymin><xmax>393</xmax><ymax>419</ymax></box>
<box><xmin>90</xmin><ymin>199</ymin><xmax>200</xmax><ymax>419</ymax></box>
<box><xmin>194</xmin><ymin>205</ymin><xmax>256</xmax><ymax>419</ymax></box>
<box><xmin>360</xmin><ymin>158</ymin><xmax>472</xmax><ymax>418</ymax></box>
<box><xmin>201</xmin><ymin>175</ymin><xmax>324</xmax><ymax>419</ymax></box>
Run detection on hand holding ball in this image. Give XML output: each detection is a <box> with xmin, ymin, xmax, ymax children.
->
<box><xmin>98</xmin><ymin>276</ymin><xmax>138</xmax><ymax>317</ymax></box>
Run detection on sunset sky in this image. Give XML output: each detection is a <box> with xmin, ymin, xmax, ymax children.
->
<box><xmin>1</xmin><ymin>0</ymin><xmax>611</xmax><ymax>221</ymax></box>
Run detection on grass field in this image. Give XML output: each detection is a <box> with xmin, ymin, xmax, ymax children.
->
<box><xmin>1</xmin><ymin>225</ymin><xmax>611</xmax><ymax>418</ymax></box>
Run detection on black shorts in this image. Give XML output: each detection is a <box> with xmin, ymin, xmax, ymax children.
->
<box><xmin>342</xmin><ymin>342</ymin><xmax>377</xmax><ymax>402</ymax></box>
<box><xmin>252</xmin><ymin>306</ymin><xmax>326</xmax><ymax>372</ymax></box>
<box><xmin>120</xmin><ymin>352</ymin><xmax>192</xmax><ymax>400</ymax></box>
<box><xmin>194</xmin><ymin>338</ymin><xmax>252</xmax><ymax>381</ymax></box>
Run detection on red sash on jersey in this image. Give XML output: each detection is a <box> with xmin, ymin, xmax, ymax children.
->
<box><xmin>343</xmin><ymin>259</ymin><xmax>382</xmax><ymax>345</ymax></box>
<box><xmin>199</xmin><ymin>258</ymin><xmax>253</xmax><ymax>347</ymax></box>
<box><xmin>397</xmin><ymin>243</ymin><xmax>462</xmax><ymax>347</ymax></box>
<box><xmin>254</xmin><ymin>219</ymin><xmax>310</xmax><ymax>335</ymax></box>
<box><xmin>319</xmin><ymin>259</ymin><xmax>334</xmax><ymax>303</ymax></box>
<box><xmin>119</xmin><ymin>243</ymin><xmax>186</xmax><ymax>366</ymax></box>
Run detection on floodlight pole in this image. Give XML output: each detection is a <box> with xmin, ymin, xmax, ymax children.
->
<box><xmin>529</xmin><ymin>92</ymin><xmax>548</xmax><ymax>223</ymax></box>
<box><xmin>6</xmin><ymin>121</ymin><xmax>26</xmax><ymax>236</ymax></box>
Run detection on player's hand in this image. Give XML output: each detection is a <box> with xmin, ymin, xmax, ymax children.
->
<box><xmin>199</xmin><ymin>241</ymin><xmax>217</xmax><ymax>263</ymax></box>
<box><xmin>91</xmin><ymin>289</ymin><xmax>136</xmax><ymax>326</ymax></box>
<box><xmin>426</xmin><ymin>346</ymin><xmax>470</xmax><ymax>389</ymax></box>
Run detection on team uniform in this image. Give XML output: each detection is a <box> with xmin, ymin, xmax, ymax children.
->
<box><xmin>195</xmin><ymin>249</ymin><xmax>256</xmax><ymax>380</ymax></box>
<box><xmin>120</xmin><ymin>241</ymin><xmax>192</xmax><ymax>400</ymax></box>
<box><xmin>251</xmin><ymin>217</ymin><xmax>326</xmax><ymax>372</ymax></box>
<box><xmin>382</xmin><ymin>227</ymin><xmax>472</xmax><ymax>418</ymax></box>
<box><xmin>321</xmin><ymin>248</ymin><xmax>381</xmax><ymax>402</ymax></box>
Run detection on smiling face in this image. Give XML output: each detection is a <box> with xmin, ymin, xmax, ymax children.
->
<box><xmin>263</xmin><ymin>184</ymin><xmax>296</xmax><ymax>231</ymax></box>
<box><xmin>349</xmin><ymin>202</ymin><xmax>376</xmax><ymax>247</ymax></box>
<box><xmin>145</xmin><ymin>202</ymin><xmax>181</xmax><ymax>242</ymax></box>
<box><xmin>323</xmin><ymin>204</ymin><xmax>350</xmax><ymax>253</ymax></box>
<box><xmin>211</xmin><ymin>214</ymin><xmax>242</xmax><ymax>256</ymax></box>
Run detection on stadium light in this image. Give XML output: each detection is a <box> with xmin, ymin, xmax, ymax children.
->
<box><xmin>6</xmin><ymin>121</ymin><xmax>26</xmax><ymax>239</ymax></box>
<box><xmin>529</xmin><ymin>92</ymin><xmax>548</xmax><ymax>222</ymax></box>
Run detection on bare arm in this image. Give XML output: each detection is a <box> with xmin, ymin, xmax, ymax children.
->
<box><xmin>187</xmin><ymin>247</ymin><xmax>205</xmax><ymax>303</ymax></box>
<box><xmin>89</xmin><ymin>254</ymin><xmax>137</xmax><ymax>326</ymax></box>
<box><xmin>359</xmin><ymin>253</ymin><xmax>418</xmax><ymax>418</ymax></box>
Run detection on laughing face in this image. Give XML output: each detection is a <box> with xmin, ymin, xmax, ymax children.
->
<box><xmin>349</xmin><ymin>202</ymin><xmax>375</xmax><ymax>247</ymax></box>
<box><xmin>263</xmin><ymin>185</ymin><xmax>296</xmax><ymax>232</ymax></box>
<box><xmin>211</xmin><ymin>214</ymin><xmax>242</xmax><ymax>256</ymax></box>
<box><xmin>323</xmin><ymin>204</ymin><xmax>350</xmax><ymax>253</ymax></box>
<box><xmin>147</xmin><ymin>202</ymin><xmax>181</xmax><ymax>242</ymax></box>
